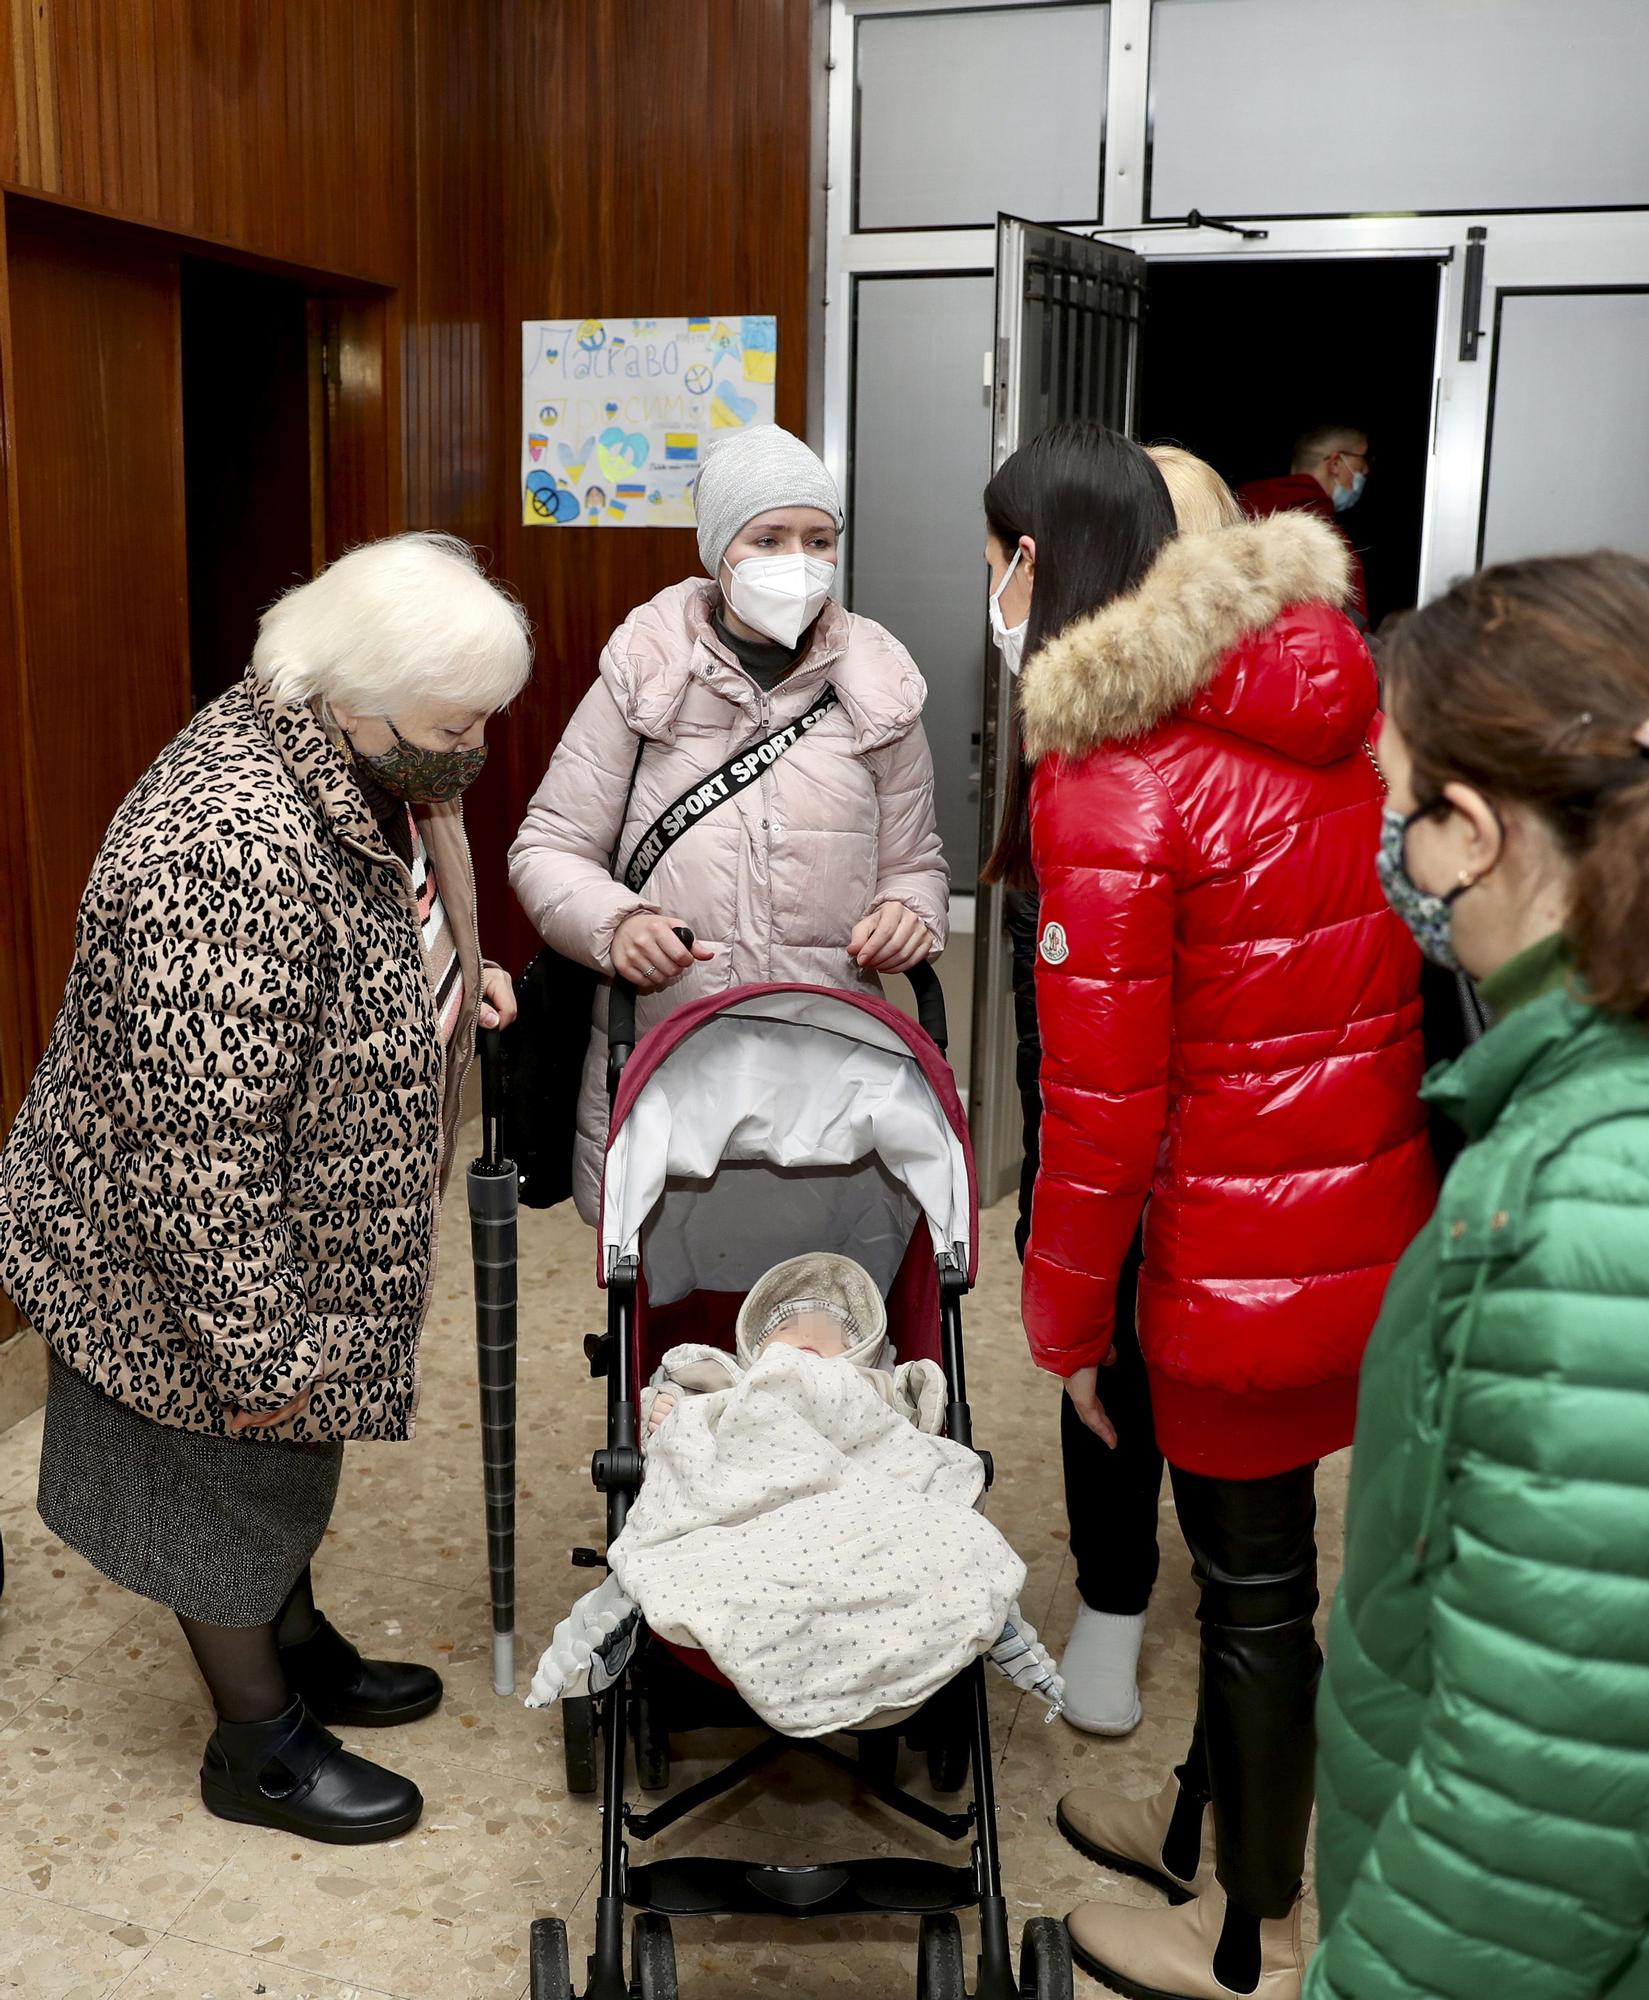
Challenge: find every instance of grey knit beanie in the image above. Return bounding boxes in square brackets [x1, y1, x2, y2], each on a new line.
[693, 425, 844, 578]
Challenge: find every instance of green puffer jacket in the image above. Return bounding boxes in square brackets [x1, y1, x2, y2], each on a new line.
[1308, 935, 1649, 2000]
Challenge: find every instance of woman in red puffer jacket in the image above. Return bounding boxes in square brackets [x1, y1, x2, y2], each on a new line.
[986, 428, 1434, 2000]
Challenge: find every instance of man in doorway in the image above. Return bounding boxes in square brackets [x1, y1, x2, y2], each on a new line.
[1239, 425, 1370, 627]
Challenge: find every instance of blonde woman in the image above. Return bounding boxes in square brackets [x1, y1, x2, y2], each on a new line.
[1147, 445, 1244, 535]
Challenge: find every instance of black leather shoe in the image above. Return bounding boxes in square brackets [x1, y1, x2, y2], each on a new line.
[279, 1615, 444, 1728]
[201, 1697, 423, 1844]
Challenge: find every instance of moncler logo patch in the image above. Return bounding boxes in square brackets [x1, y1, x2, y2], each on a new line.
[1039, 921, 1070, 965]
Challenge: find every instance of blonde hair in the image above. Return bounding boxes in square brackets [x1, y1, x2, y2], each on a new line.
[253, 533, 533, 716]
[1146, 445, 1243, 537]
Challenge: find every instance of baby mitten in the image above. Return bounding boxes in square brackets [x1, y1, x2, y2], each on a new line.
[524, 1574, 640, 1708]
[891, 1358, 949, 1433]
[987, 1602, 1066, 1720]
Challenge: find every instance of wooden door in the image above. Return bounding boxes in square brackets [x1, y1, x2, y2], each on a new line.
[5, 208, 191, 1037]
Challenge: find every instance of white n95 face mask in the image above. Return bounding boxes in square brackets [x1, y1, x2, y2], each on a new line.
[990, 548, 1029, 677]
[722, 553, 836, 649]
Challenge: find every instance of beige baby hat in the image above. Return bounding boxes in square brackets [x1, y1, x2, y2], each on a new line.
[735, 1253, 890, 1371]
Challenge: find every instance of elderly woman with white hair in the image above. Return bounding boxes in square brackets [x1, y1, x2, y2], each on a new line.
[0, 532, 529, 1845]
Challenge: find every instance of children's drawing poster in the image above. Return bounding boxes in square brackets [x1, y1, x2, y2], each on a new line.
[521, 315, 778, 528]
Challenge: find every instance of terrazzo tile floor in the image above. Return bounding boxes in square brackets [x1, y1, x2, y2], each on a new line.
[0, 1124, 1344, 1996]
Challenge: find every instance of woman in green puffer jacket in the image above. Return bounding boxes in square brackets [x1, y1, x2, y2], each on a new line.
[1308, 551, 1649, 2000]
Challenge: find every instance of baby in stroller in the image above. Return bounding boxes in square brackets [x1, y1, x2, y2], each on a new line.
[643, 1251, 948, 1441]
[528, 1251, 1063, 1730]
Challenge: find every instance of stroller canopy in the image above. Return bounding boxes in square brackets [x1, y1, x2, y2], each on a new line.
[599, 984, 977, 1305]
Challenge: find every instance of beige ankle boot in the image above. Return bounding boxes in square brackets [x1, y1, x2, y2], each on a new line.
[1056, 1771, 1216, 1904]
[1066, 1884, 1303, 2000]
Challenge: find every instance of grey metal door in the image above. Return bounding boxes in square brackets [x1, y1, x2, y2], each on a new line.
[970, 216, 1147, 1206]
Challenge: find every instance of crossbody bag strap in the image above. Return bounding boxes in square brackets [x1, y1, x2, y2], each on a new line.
[617, 685, 839, 897]
[606, 730, 648, 873]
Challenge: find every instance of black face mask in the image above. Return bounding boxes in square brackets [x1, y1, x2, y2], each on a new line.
[347, 721, 487, 805]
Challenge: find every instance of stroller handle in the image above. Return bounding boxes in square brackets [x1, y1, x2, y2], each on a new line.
[608, 941, 948, 1095]
[905, 960, 948, 1053]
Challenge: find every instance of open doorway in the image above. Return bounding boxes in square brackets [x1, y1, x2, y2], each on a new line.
[1136, 257, 1443, 629]
[181, 260, 322, 710]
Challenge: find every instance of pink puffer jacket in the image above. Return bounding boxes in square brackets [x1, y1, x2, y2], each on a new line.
[509, 579, 950, 1221]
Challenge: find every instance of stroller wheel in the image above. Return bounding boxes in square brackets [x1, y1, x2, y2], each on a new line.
[631, 1912, 677, 1999]
[562, 1695, 598, 1796]
[857, 1726, 902, 1786]
[926, 1732, 969, 1796]
[633, 1682, 671, 1794]
[1018, 1916, 1073, 1999]
[916, 1912, 966, 1999]
[529, 1917, 573, 2000]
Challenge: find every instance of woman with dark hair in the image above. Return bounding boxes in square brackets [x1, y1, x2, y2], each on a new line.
[1307, 553, 1649, 2000]
[990, 440, 1233, 1739]
[990, 425, 1434, 1999]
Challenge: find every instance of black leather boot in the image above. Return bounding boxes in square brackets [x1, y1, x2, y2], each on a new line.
[200, 1696, 423, 1844]
[279, 1615, 443, 1728]
[1171, 1463, 1322, 1922]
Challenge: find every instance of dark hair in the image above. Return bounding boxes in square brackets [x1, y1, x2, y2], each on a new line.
[981, 421, 1175, 888]
[1381, 551, 1649, 1019]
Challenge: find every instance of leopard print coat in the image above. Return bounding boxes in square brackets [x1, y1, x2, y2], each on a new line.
[0, 670, 485, 1442]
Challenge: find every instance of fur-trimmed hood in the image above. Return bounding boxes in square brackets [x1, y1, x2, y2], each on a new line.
[1020, 511, 1373, 767]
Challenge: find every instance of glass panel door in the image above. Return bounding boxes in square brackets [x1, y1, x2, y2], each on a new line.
[971, 216, 1146, 1204]
[1480, 288, 1649, 565]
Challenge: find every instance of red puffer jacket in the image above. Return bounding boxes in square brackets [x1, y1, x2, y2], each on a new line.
[1018, 513, 1435, 1479]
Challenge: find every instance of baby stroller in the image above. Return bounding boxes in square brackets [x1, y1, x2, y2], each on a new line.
[528, 967, 1072, 2000]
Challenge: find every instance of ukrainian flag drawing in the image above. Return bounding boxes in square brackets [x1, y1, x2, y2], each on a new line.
[665, 433, 700, 463]
[742, 315, 777, 385]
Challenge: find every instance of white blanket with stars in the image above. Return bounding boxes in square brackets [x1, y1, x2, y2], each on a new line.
[606, 1341, 1025, 1737]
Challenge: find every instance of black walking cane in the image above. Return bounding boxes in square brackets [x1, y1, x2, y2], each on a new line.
[468, 1025, 518, 1696]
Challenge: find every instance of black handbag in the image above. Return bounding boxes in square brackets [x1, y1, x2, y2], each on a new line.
[501, 686, 839, 1207]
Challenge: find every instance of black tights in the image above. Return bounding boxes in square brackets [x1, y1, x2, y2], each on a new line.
[177, 1566, 321, 1723]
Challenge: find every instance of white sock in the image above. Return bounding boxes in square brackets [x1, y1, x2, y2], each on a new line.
[1058, 1604, 1145, 1735]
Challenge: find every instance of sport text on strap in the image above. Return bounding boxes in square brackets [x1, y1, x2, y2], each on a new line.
[619, 687, 840, 896]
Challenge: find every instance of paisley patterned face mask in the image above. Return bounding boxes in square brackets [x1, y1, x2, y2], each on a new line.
[1375, 802, 1473, 971]
[349, 721, 487, 804]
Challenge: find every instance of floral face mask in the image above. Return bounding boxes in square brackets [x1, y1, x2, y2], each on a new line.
[348, 721, 487, 804]
[1375, 802, 1474, 971]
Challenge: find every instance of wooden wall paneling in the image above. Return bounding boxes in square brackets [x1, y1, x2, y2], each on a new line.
[401, 0, 514, 951]
[6, 205, 191, 1027]
[404, 0, 503, 548]
[322, 289, 399, 557]
[4, 0, 60, 191]
[479, 0, 817, 971]
[2, 0, 412, 286]
[0, 194, 40, 1338]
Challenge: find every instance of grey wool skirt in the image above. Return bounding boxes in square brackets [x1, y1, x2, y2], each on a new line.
[37, 1356, 345, 1627]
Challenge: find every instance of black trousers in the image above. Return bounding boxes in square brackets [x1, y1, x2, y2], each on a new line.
[1170, 1461, 1322, 1919]
[1060, 1230, 1163, 1616]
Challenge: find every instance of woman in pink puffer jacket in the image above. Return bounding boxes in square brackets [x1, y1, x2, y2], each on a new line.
[509, 426, 950, 1222]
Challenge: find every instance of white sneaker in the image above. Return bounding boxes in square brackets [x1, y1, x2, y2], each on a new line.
[1059, 1605, 1145, 1735]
